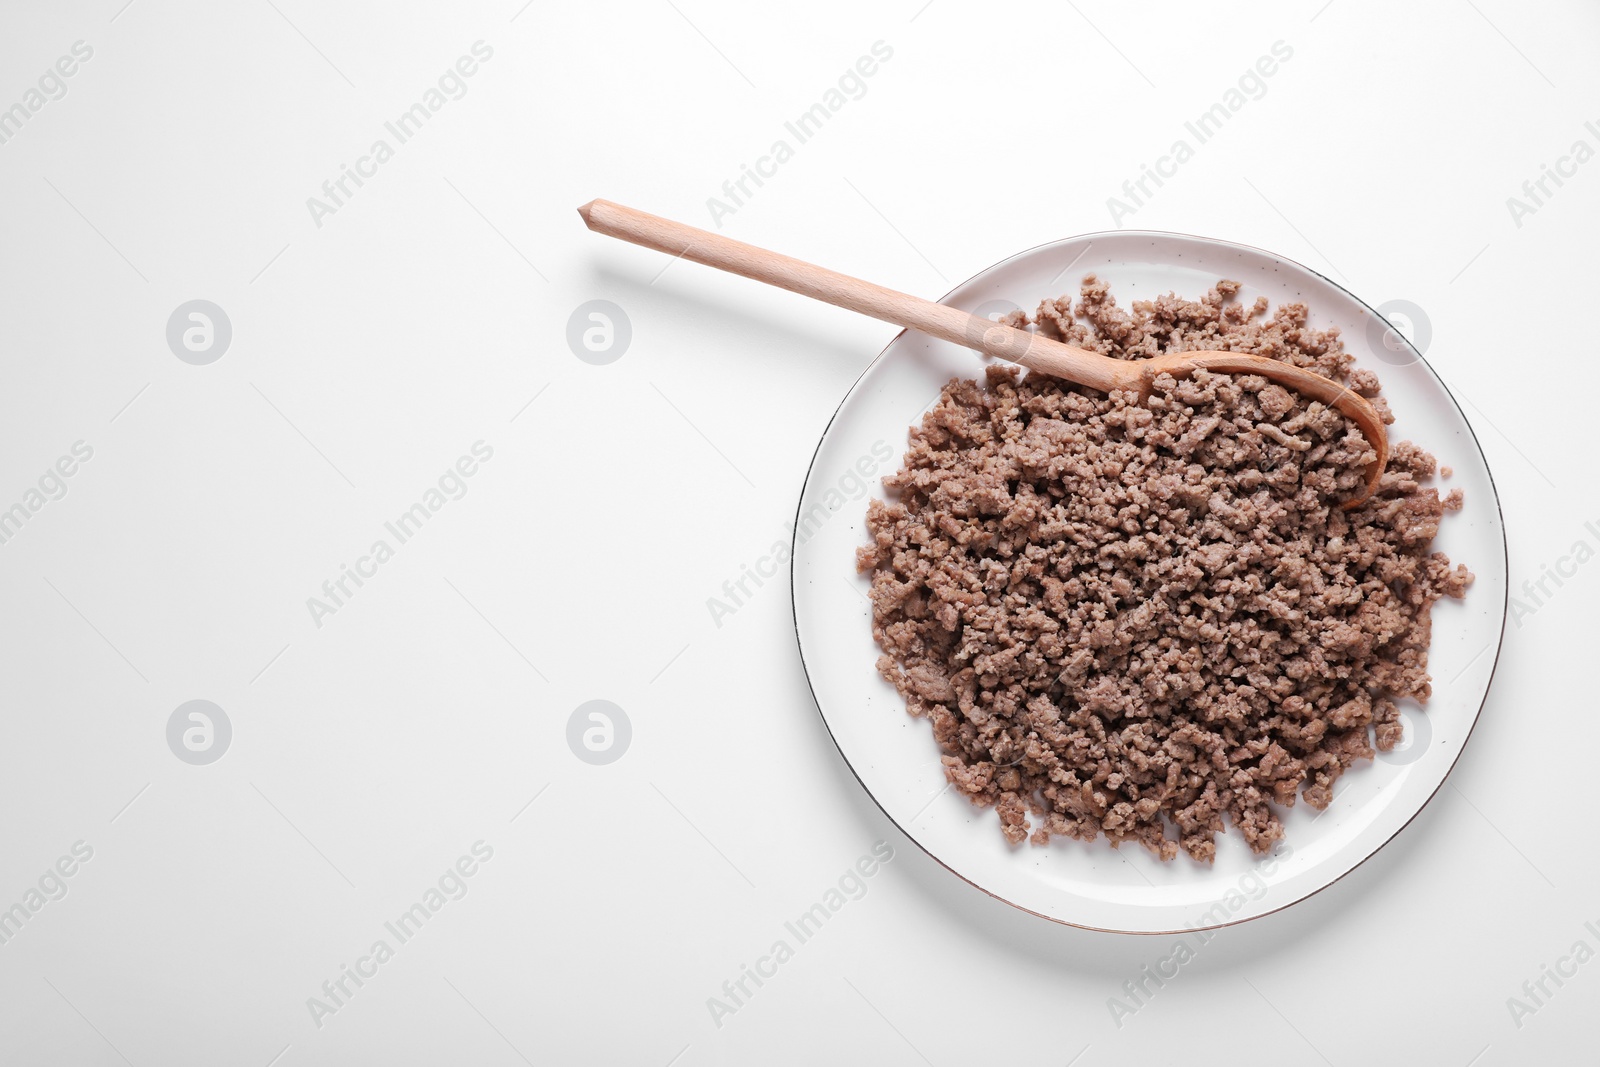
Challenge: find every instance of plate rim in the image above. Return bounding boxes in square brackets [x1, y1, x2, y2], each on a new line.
[788, 227, 1509, 935]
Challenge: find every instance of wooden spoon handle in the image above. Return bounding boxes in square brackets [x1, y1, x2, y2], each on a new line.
[577, 199, 1131, 392]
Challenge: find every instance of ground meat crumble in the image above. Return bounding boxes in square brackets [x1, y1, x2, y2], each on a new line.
[857, 277, 1471, 862]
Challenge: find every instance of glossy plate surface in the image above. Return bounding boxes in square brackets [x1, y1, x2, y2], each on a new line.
[790, 231, 1508, 934]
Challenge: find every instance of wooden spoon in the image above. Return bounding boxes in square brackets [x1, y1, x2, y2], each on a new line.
[578, 199, 1388, 506]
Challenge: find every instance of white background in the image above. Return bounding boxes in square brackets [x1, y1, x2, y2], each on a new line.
[0, 1, 1594, 1064]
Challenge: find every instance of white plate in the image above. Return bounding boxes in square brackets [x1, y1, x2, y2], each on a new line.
[790, 231, 1508, 934]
